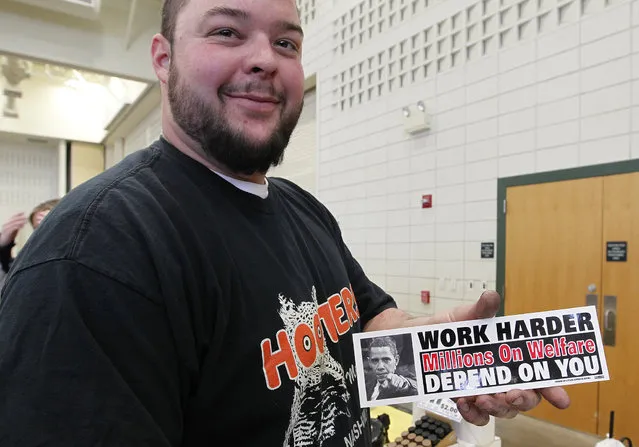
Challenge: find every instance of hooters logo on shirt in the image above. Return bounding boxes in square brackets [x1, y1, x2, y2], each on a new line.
[260, 286, 360, 390]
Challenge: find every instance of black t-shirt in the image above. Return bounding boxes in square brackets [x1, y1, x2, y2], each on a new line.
[0, 138, 396, 447]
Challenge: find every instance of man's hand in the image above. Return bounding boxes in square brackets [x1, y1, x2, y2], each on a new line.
[365, 291, 571, 425]
[0, 213, 27, 247]
[380, 373, 412, 392]
[455, 387, 569, 426]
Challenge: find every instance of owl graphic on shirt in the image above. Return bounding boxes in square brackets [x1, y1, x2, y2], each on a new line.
[277, 286, 352, 446]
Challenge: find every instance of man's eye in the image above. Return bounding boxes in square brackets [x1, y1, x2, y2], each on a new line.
[211, 28, 237, 38]
[276, 40, 299, 52]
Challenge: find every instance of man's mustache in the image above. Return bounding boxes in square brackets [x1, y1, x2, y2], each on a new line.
[220, 83, 285, 102]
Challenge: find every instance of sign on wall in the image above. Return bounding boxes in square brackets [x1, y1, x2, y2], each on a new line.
[481, 242, 495, 259]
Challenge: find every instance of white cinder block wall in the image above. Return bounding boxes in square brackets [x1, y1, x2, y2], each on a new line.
[296, 0, 639, 317]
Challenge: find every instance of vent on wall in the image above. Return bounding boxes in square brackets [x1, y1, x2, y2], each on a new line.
[297, 0, 318, 26]
[331, 0, 624, 111]
[8, 0, 102, 20]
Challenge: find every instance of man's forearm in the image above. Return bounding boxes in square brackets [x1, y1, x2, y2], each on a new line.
[364, 307, 439, 332]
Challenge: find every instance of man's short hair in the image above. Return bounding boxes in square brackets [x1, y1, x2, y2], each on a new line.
[161, 0, 189, 43]
[29, 199, 60, 227]
[161, 0, 301, 44]
[369, 336, 399, 358]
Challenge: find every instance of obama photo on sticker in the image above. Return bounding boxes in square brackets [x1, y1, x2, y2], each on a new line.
[363, 334, 418, 402]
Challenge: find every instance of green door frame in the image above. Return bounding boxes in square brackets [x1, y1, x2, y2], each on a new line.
[496, 159, 639, 317]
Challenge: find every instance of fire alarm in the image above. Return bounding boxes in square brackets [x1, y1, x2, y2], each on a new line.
[421, 290, 430, 304]
[422, 194, 432, 209]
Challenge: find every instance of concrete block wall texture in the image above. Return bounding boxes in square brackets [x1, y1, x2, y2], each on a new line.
[296, 0, 639, 317]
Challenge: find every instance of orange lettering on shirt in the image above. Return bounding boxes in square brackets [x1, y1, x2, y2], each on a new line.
[328, 293, 350, 336]
[340, 287, 360, 325]
[318, 301, 339, 343]
[261, 330, 299, 390]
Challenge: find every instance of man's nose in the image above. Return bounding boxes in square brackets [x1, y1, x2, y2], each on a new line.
[243, 35, 278, 77]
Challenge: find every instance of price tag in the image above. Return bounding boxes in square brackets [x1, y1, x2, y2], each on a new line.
[417, 398, 463, 422]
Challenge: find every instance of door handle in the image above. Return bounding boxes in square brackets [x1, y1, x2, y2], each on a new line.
[586, 294, 598, 307]
[603, 295, 617, 347]
[605, 310, 615, 330]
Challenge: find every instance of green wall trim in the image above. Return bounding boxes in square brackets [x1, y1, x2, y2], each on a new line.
[496, 159, 639, 317]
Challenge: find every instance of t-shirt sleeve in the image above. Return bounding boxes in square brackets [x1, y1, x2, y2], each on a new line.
[274, 177, 398, 326]
[0, 260, 182, 446]
[321, 210, 397, 327]
[341, 243, 398, 327]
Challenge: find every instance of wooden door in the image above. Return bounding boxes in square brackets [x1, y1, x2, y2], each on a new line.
[598, 173, 639, 441]
[504, 177, 603, 434]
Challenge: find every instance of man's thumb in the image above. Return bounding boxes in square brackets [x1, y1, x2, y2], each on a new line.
[447, 291, 501, 323]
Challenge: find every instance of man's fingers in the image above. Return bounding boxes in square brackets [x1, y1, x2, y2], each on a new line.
[539, 387, 570, 409]
[505, 389, 542, 411]
[457, 397, 490, 426]
[465, 388, 568, 422]
[475, 394, 519, 419]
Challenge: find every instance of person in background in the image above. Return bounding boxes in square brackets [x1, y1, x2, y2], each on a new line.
[0, 198, 60, 274]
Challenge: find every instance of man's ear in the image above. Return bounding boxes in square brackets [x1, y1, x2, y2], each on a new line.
[151, 33, 172, 84]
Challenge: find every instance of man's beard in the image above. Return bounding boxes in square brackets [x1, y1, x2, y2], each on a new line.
[168, 63, 303, 175]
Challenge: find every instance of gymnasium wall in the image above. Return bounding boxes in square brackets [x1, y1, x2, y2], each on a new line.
[299, 0, 639, 316]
